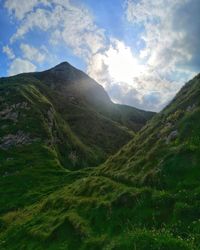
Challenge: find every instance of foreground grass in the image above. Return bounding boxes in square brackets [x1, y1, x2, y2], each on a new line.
[0, 174, 198, 249]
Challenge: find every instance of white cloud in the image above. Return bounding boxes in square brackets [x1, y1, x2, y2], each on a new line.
[125, 0, 195, 73]
[8, 58, 36, 76]
[10, 7, 55, 42]
[60, 6, 105, 59]
[20, 43, 46, 63]
[88, 39, 143, 88]
[8, 0, 105, 61]
[4, 0, 49, 20]
[4, 0, 39, 20]
[2, 45, 15, 60]
[88, 39, 185, 111]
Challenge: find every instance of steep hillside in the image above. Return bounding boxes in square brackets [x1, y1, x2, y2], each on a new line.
[0, 71, 200, 249]
[0, 62, 153, 214]
[100, 73, 200, 190]
[33, 62, 154, 132]
[0, 62, 154, 172]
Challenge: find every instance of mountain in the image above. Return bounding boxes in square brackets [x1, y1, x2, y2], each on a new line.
[1, 64, 199, 249]
[0, 62, 153, 213]
[0, 62, 154, 170]
[33, 61, 154, 131]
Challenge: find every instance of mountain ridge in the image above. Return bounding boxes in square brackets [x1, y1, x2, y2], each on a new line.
[0, 61, 154, 213]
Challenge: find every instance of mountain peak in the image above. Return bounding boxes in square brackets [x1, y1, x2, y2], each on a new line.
[51, 61, 74, 70]
[33, 60, 86, 87]
[49, 61, 80, 75]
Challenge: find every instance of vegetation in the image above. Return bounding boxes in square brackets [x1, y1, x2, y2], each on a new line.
[0, 63, 200, 249]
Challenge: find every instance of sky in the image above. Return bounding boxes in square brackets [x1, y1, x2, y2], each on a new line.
[0, 0, 199, 111]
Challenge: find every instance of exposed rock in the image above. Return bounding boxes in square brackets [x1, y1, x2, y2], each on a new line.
[47, 107, 56, 146]
[0, 106, 18, 122]
[45, 108, 60, 147]
[11, 102, 30, 110]
[21, 101, 30, 110]
[47, 107, 54, 128]
[166, 130, 178, 144]
[69, 151, 78, 165]
[0, 107, 12, 116]
[157, 122, 173, 139]
[6, 111, 18, 122]
[166, 122, 172, 128]
[0, 131, 32, 150]
[187, 104, 196, 112]
[0, 102, 30, 123]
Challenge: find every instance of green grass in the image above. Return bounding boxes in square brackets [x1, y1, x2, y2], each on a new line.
[0, 175, 198, 249]
[0, 70, 200, 249]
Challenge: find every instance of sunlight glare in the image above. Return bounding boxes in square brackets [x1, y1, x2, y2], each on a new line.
[104, 40, 144, 85]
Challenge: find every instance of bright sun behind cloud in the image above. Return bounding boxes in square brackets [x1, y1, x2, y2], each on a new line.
[104, 40, 144, 85]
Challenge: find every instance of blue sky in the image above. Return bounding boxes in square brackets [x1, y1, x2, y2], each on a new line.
[0, 0, 199, 111]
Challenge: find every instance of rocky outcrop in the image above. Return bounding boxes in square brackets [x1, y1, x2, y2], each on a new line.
[0, 131, 32, 150]
[166, 130, 178, 144]
[69, 151, 78, 166]
[47, 107, 54, 129]
[0, 107, 18, 122]
[0, 102, 30, 123]
[11, 102, 30, 110]
[186, 104, 196, 112]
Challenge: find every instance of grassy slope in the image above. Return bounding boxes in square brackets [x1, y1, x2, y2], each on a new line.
[100, 73, 200, 189]
[0, 73, 200, 249]
[35, 80, 134, 162]
[0, 176, 195, 250]
[0, 67, 152, 215]
[0, 77, 85, 212]
[101, 103, 155, 132]
[0, 73, 135, 170]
